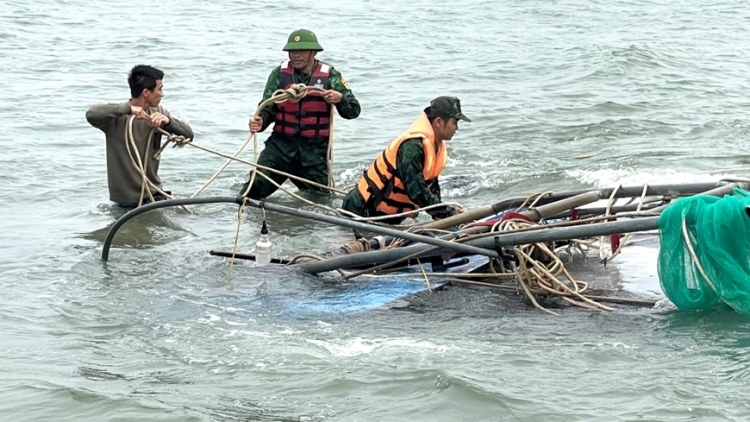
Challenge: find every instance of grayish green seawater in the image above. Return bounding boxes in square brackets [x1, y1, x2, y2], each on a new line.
[2, 0, 750, 420]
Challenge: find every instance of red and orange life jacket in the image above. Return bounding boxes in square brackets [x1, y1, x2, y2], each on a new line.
[356, 112, 448, 215]
[273, 60, 332, 139]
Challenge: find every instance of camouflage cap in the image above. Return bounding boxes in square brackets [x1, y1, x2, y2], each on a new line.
[427, 96, 471, 122]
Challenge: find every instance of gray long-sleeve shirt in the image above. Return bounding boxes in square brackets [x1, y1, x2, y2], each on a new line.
[86, 101, 194, 205]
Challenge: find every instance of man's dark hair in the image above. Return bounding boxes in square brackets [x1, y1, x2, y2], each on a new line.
[128, 65, 164, 98]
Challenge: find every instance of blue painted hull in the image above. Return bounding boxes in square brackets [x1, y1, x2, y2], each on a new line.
[288, 255, 489, 315]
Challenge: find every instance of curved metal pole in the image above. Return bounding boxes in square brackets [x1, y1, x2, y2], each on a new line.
[101, 196, 243, 261]
[251, 200, 501, 259]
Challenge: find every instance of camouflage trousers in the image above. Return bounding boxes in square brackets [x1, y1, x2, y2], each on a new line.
[239, 140, 330, 199]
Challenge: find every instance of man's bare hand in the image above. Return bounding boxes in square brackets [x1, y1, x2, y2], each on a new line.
[130, 105, 148, 119]
[322, 90, 342, 104]
[249, 116, 263, 132]
[148, 112, 170, 127]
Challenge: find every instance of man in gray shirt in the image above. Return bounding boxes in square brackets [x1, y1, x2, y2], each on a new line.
[86, 65, 194, 210]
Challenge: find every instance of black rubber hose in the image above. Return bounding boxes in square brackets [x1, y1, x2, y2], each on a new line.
[101, 194, 503, 263]
[101, 196, 243, 261]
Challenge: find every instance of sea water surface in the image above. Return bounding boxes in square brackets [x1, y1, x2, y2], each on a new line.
[2, 0, 750, 420]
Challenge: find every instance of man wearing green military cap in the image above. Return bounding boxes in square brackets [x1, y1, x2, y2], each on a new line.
[240, 29, 361, 199]
[342, 96, 469, 225]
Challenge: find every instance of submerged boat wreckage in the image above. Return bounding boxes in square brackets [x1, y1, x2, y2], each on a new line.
[101, 84, 750, 315]
[101, 179, 750, 316]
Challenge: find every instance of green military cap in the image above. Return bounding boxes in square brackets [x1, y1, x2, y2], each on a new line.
[283, 28, 324, 51]
[428, 96, 471, 122]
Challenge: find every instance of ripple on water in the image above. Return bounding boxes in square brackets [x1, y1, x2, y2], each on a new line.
[4, 0, 750, 420]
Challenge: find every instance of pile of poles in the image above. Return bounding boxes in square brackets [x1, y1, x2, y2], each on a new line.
[102, 181, 748, 314]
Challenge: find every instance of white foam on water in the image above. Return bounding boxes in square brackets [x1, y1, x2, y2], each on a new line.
[566, 168, 728, 188]
[306, 337, 448, 357]
[223, 330, 272, 338]
[197, 312, 222, 325]
[339, 165, 364, 182]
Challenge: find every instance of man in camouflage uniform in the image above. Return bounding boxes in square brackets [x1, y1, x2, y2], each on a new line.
[342, 96, 469, 225]
[240, 29, 361, 199]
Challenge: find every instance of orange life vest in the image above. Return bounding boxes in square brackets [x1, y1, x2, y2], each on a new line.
[356, 112, 448, 214]
[273, 60, 332, 139]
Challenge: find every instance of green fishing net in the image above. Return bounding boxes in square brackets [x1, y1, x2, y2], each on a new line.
[658, 188, 750, 314]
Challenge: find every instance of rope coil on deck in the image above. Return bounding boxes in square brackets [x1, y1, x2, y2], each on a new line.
[488, 217, 616, 316]
[335, 185, 682, 315]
